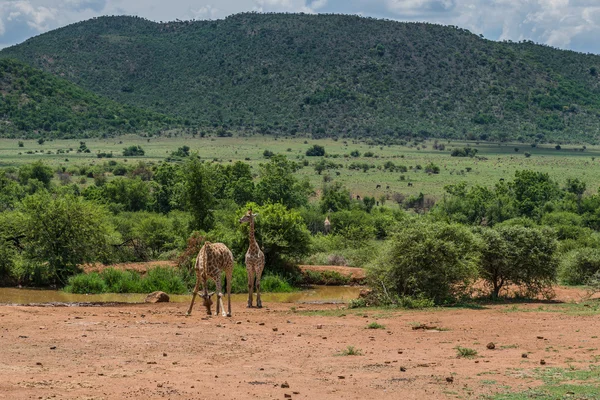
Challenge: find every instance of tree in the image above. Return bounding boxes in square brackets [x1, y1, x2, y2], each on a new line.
[18, 161, 53, 188]
[559, 248, 600, 285]
[306, 144, 325, 156]
[509, 170, 561, 219]
[19, 193, 114, 284]
[256, 155, 311, 209]
[368, 221, 480, 304]
[182, 156, 217, 231]
[320, 182, 351, 213]
[239, 202, 311, 271]
[478, 225, 558, 298]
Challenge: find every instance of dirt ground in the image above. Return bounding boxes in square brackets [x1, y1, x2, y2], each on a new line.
[1, 287, 599, 400]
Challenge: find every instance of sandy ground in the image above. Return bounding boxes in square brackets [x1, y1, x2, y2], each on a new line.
[1, 287, 599, 400]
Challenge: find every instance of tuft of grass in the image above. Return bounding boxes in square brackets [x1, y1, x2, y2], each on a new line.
[456, 346, 478, 358]
[337, 346, 363, 356]
[366, 322, 386, 329]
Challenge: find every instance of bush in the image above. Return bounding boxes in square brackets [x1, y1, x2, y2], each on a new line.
[123, 145, 145, 156]
[306, 144, 325, 156]
[64, 273, 108, 294]
[367, 221, 480, 304]
[559, 248, 600, 285]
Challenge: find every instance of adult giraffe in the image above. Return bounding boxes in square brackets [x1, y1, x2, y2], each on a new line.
[239, 209, 265, 308]
[186, 241, 234, 317]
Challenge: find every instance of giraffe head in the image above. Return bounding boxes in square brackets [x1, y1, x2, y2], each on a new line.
[239, 209, 258, 224]
[201, 292, 215, 315]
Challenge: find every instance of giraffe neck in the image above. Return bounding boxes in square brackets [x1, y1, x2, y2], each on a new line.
[249, 219, 259, 253]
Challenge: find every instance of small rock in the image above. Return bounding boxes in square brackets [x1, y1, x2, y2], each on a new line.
[147, 361, 157, 364]
[236, 321, 242, 325]
[273, 328, 278, 332]
[145, 291, 170, 303]
[18, 335, 28, 339]
[259, 322, 265, 326]
[317, 324, 323, 329]
[284, 395, 292, 399]
[50, 346, 56, 350]
[400, 367, 406, 372]
[163, 353, 167, 357]
[537, 336, 544, 340]
[260, 368, 264, 371]
[281, 382, 290, 388]
[540, 359, 546, 365]
[486, 342, 495, 350]
[36, 362, 42, 366]
[157, 383, 163, 388]
[398, 350, 403, 354]
[322, 337, 327, 339]
[521, 353, 528, 358]
[446, 377, 454, 383]
[293, 392, 299, 395]
[338, 375, 345, 379]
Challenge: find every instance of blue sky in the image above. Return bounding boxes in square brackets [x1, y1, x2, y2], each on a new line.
[1, 0, 600, 54]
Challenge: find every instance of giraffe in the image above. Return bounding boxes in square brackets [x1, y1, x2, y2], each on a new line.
[186, 241, 234, 317]
[239, 209, 265, 308]
[324, 214, 331, 235]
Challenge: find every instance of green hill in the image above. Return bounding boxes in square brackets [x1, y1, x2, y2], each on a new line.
[0, 58, 179, 138]
[2, 13, 600, 143]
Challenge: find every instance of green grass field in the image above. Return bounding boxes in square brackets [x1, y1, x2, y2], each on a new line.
[2, 135, 600, 199]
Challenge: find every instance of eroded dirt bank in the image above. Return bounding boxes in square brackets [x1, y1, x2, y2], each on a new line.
[1, 294, 599, 399]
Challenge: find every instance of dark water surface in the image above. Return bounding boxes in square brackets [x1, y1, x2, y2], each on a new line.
[0, 286, 361, 305]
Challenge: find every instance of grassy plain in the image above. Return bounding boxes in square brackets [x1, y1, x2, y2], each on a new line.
[2, 135, 600, 199]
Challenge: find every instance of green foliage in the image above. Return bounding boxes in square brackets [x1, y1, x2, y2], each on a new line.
[337, 346, 363, 356]
[451, 147, 479, 157]
[64, 272, 107, 294]
[256, 155, 311, 209]
[477, 225, 558, 298]
[122, 145, 145, 156]
[320, 182, 351, 213]
[368, 221, 480, 304]
[5, 14, 600, 142]
[18, 161, 53, 188]
[306, 144, 325, 156]
[455, 346, 478, 358]
[559, 248, 600, 285]
[366, 322, 385, 329]
[0, 58, 177, 138]
[18, 192, 114, 284]
[182, 156, 217, 230]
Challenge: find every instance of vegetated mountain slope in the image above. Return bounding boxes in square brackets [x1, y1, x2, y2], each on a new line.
[2, 13, 600, 143]
[0, 58, 179, 138]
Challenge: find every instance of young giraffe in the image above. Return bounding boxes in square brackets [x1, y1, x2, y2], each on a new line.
[186, 241, 234, 317]
[239, 209, 265, 308]
[324, 214, 331, 235]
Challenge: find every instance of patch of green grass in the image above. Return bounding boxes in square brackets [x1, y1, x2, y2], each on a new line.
[336, 346, 363, 356]
[490, 366, 600, 399]
[455, 346, 478, 358]
[501, 344, 519, 349]
[366, 322, 386, 329]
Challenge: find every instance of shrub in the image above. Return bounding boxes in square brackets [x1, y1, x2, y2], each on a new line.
[559, 248, 600, 285]
[367, 221, 480, 304]
[337, 346, 362, 356]
[141, 267, 188, 294]
[262, 149, 274, 158]
[306, 144, 325, 156]
[367, 322, 385, 329]
[456, 347, 477, 358]
[64, 273, 108, 294]
[424, 162, 440, 174]
[122, 145, 145, 156]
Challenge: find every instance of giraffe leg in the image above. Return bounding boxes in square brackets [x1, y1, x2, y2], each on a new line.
[216, 275, 223, 316]
[255, 266, 264, 309]
[247, 268, 255, 308]
[186, 274, 202, 316]
[226, 268, 233, 317]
